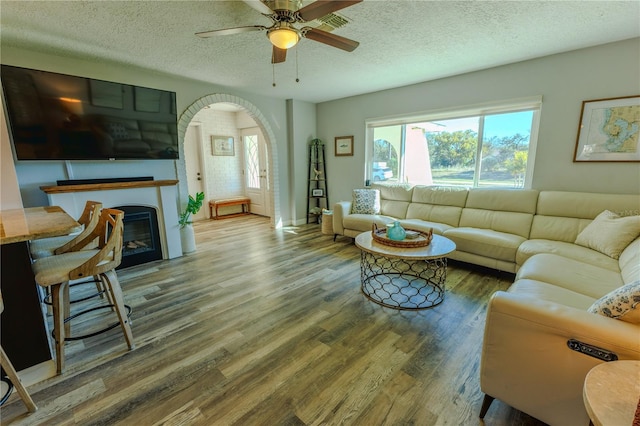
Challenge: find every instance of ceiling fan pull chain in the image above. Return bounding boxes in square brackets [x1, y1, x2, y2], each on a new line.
[272, 63, 276, 87]
[295, 46, 300, 83]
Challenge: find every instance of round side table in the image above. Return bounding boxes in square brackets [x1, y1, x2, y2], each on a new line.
[583, 360, 640, 426]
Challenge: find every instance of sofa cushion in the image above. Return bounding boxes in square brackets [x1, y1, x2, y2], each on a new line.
[528, 215, 592, 243]
[536, 191, 640, 219]
[517, 239, 620, 271]
[620, 238, 640, 284]
[411, 185, 468, 205]
[508, 279, 596, 310]
[459, 189, 538, 238]
[444, 227, 525, 262]
[588, 281, 640, 324]
[371, 183, 413, 202]
[380, 200, 410, 219]
[515, 253, 623, 298]
[406, 203, 464, 228]
[406, 185, 468, 227]
[343, 214, 396, 233]
[530, 191, 640, 243]
[465, 188, 539, 213]
[351, 189, 381, 215]
[371, 183, 413, 219]
[459, 209, 534, 239]
[575, 210, 640, 259]
[399, 219, 453, 235]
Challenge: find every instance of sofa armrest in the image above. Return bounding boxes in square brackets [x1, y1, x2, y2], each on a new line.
[480, 291, 640, 425]
[484, 291, 640, 356]
[333, 201, 351, 236]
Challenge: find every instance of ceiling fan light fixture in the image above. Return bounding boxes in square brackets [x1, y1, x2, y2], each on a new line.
[268, 25, 300, 49]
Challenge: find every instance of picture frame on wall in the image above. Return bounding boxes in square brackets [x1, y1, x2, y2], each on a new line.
[573, 95, 640, 162]
[212, 135, 234, 156]
[335, 136, 354, 156]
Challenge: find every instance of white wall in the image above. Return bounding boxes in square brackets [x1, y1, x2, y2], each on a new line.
[191, 108, 244, 200]
[2, 45, 293, 225]
[287, 99, 317, 224]
[317, 38, 640, 204]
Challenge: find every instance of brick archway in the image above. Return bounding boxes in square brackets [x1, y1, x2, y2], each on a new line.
[177, 95, 280, 228]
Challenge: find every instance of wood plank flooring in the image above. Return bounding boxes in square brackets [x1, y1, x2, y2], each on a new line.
[2, 216, 547, 425]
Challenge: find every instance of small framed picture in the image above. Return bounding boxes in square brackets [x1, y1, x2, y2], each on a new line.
[335, 136, 354, 156]
[312, 188, 324, 197]
[212, 135, 234, 156]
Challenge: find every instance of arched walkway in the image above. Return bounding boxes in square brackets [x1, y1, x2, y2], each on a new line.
[176, 94, 280, 228]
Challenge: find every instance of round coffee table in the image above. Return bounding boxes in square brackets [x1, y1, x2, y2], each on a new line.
[355, 231, 456, 310]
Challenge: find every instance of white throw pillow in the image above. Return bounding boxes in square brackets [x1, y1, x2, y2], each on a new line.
[575, 210, 640, 259]
[588, 281, 640, 324]
[351, 189, 381, 215]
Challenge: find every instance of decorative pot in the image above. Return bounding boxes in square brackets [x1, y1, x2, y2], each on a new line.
[180, 223, 197, 254]
[386, 221, 406, 241]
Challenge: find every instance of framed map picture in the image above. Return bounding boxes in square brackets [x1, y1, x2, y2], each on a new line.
[574, 95, 640, 162]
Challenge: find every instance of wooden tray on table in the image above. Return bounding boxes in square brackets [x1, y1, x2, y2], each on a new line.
[371, 223, 433, 248]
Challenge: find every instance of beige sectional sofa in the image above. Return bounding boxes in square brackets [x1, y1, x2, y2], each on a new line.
[334, 183, 640, 425]
[334, 183, 638, 273]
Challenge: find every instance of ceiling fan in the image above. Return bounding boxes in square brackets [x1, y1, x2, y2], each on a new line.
[196, 0, 362, 64]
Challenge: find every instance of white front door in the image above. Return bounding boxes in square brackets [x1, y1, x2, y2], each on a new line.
[185, 123, 207, 221]
[243, 128, 270, 217]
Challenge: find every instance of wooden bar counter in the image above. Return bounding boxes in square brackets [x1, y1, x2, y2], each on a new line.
[0, 206, 79, 375]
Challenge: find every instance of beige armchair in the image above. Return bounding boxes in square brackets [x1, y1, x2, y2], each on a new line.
[479, 288, 640, 425]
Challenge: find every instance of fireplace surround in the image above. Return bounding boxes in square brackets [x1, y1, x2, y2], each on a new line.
[41, 179, 182, 263]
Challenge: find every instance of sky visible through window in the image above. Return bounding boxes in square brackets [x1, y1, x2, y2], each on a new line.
[422, 111, 533, 138]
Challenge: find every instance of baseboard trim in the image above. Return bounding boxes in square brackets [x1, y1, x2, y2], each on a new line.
[18, 359, 56, 387]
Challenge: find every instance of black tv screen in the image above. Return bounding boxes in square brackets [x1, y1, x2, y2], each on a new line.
[1, 64, 179, 160]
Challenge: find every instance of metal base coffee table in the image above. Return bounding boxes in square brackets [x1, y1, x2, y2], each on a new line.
[355, 231, 456, 310]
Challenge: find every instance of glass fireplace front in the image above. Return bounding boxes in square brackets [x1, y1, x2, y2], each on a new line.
[115, 205, 162, 269]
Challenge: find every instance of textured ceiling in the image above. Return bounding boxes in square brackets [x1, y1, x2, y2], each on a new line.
[1, 1, 639, 103]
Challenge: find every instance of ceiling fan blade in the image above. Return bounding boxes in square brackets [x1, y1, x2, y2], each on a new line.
[272, 46, 287, 64]
[242, 0, 274, 15]
[302, 27, 359, 52]
[196, 25, 267, 38]
[297, 0, 362, 22]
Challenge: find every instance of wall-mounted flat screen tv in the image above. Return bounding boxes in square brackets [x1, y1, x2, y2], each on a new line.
[1, 64, 179, 160]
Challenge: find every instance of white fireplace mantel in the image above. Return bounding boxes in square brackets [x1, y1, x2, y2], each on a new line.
[41, 180, 182, 260]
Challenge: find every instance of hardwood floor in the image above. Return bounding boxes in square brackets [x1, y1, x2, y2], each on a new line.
[2, 216, 547, 425]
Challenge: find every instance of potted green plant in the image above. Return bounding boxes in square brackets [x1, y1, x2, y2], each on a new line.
[179, 192, 204, 254]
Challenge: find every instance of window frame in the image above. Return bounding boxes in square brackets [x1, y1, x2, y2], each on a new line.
[365, 96, 542, 189]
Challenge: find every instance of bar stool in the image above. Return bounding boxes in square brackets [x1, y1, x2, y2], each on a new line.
[31, 201, 106, 307]
[0, 292, 37, 413]
[29, 200, 102, 259]
[32, 208, 134, 374]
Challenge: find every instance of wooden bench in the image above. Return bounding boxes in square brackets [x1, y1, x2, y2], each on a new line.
[209, 197, 251, 220]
